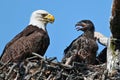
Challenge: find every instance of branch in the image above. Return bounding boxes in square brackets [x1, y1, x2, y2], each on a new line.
[110, 0, 120, 38]
[32, 52, 72, 68]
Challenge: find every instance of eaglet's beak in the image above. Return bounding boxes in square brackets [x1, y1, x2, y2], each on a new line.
[44, 14, 55, 23]
[75, 22, 88, 31]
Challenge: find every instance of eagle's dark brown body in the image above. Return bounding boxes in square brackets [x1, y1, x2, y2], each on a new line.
[62, 20, 98, 65]
[0, 25, 49, 63]
[96, 47, 107, 64]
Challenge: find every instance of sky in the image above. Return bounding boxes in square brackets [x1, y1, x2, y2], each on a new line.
[0, 0, 112, 61]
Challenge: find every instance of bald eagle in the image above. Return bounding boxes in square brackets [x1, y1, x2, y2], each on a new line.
[62, 20, 98, 65]
[0, 10, 55, 63]
[94, 32, 108, 64]
[96, 47, 107, 64]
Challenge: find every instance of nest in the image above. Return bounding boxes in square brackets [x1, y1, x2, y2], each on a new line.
[0, 53, 120, 80]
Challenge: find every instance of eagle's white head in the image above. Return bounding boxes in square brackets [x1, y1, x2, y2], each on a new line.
[29, 10, 55, 31]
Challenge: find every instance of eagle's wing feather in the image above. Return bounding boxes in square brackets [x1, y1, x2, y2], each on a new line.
[0, 25, 46, 62]
[1, 26, 35, 58]
[62, 35, 82, 63]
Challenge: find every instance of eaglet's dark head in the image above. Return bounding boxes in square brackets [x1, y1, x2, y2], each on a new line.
[75, 20, 95, 32]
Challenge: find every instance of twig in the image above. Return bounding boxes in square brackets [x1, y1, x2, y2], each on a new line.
[46, 74, 53, 80]
[0, 59, 11, 70]
[5, 63, 17, 80]
[32, 52, 73, 68]
[65, 56, 73, 65]
[32, 52, 44, 59]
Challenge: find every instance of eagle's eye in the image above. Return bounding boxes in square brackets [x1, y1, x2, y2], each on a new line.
[41, 14, 48, 17]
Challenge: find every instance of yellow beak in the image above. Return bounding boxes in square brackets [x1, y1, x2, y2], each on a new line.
[44, 14, 55, 23]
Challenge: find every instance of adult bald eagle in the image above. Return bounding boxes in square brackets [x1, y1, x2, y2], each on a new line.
[0, 10, 55, 63]
[62, 20, 98, 65]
